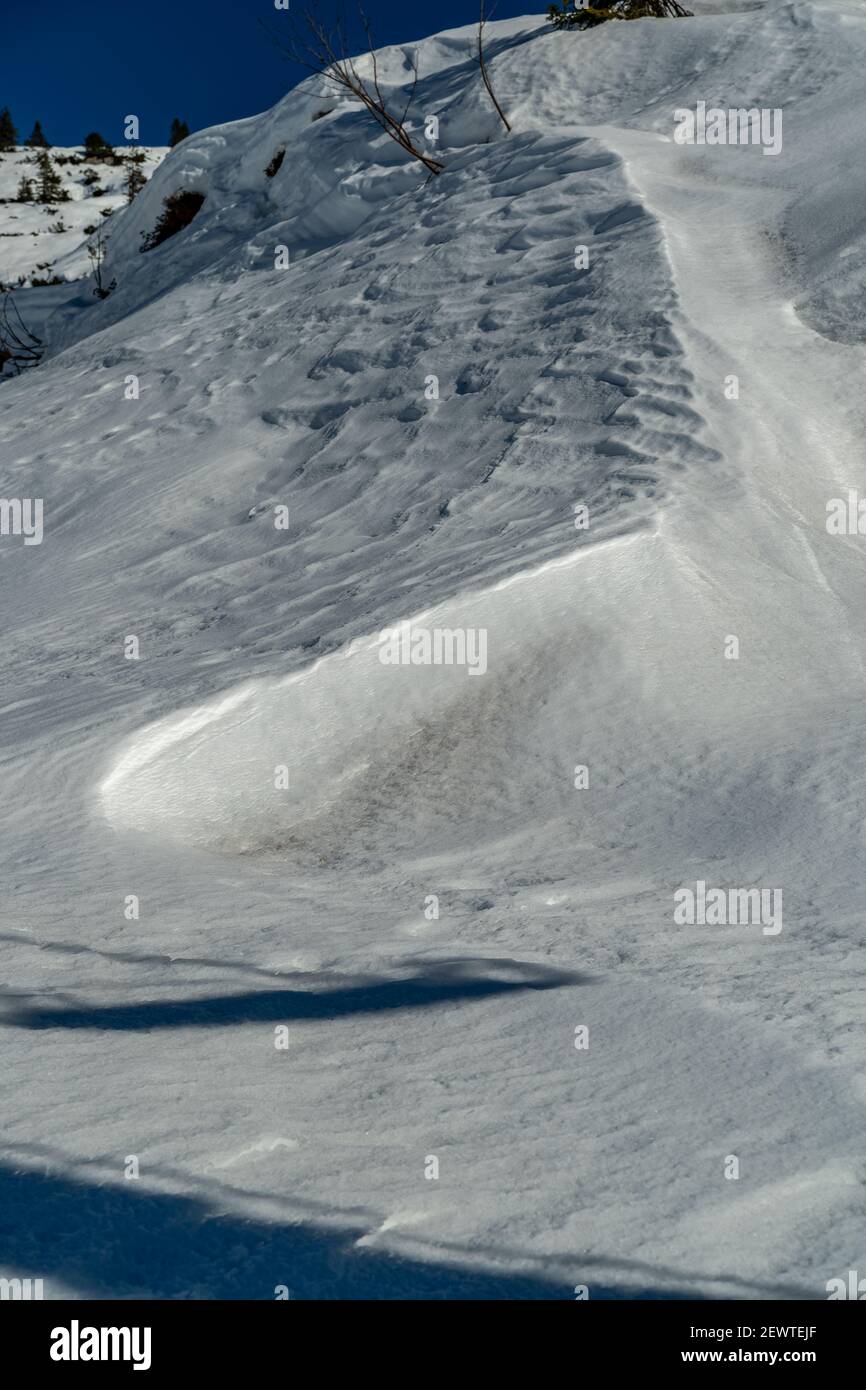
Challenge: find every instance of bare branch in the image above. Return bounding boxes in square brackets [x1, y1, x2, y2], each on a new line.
[263, 4, 443, 175]
[360, 10, 387, 114]
[397, 52, 420, 131]
[0, 292, 43, 374]
[477, 0, 511, 133]
[5, 292, 42, 347]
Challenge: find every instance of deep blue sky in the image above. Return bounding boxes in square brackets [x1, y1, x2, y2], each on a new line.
[2, 0, 535, 148]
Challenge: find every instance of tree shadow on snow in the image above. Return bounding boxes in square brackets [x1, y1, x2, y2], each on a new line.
[3, 958, 587, 1032]
[0, 1161, 700, 1300]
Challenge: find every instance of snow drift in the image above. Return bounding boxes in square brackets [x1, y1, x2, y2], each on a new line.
[2, 2, 866, 1299]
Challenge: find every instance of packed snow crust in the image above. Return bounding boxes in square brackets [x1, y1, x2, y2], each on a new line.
[2, 1, 866, 1299]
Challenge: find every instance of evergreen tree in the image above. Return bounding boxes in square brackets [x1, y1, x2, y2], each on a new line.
[26, 120, 50, 148]
[125, 151, 147, 203]
[35, 150, 65, 203]
[83, 131, 113, 160]
[0, 106, 17, 151]
[16, 176, 34, 202]
[169, 118, 190, 147]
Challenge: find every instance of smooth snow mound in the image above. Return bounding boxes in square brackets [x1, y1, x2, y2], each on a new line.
[100, 552, 602, 860]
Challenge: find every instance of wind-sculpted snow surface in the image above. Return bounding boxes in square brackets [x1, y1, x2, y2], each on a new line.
[3, 2, 866, 1300]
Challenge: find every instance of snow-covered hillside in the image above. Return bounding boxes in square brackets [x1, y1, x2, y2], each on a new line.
[2, 1, 866, 1299]
[0, 146, 166, 288]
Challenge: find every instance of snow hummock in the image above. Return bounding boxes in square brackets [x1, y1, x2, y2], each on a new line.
[2, 2, 866, 1299]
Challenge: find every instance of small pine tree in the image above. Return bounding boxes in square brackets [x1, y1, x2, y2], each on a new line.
[26, 120, 50, 148]
[0, 106, 17, 151]
[35, 149, 65, 203]
[16, 176, 34, 202]
[83, 131, 113, 160]
[169, 118, 190, 147]
[125, 153, 147, 203]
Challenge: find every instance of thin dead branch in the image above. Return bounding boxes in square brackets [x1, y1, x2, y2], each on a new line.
[263, 4, 443, 175]
[0, 292, 43, 374]
[477, 1, 511, 133]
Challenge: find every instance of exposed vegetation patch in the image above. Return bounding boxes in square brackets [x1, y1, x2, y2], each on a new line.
[140, 190, 205, 252]
[265, 148, 286, 178]
[548, 0, 691, 25]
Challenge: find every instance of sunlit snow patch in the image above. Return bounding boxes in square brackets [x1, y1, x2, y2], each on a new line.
[99, 550, 634, 862]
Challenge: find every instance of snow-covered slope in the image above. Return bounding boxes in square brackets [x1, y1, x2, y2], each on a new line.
[0, 146, 166, 288]
[2, 2, 866, 1299]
